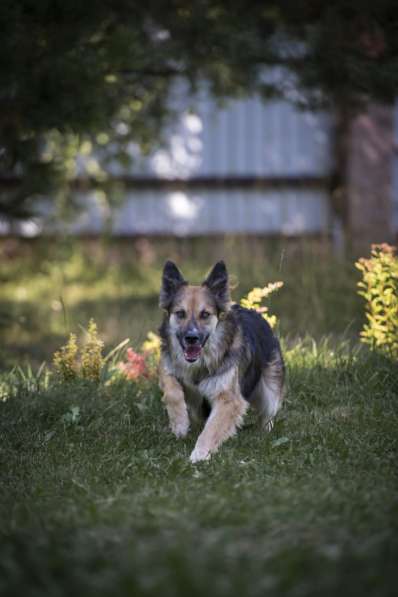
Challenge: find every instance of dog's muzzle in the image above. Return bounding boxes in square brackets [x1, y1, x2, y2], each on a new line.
[180, 330, 208, 363]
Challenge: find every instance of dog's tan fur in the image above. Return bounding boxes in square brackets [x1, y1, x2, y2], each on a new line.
[159, 371, 190, 438]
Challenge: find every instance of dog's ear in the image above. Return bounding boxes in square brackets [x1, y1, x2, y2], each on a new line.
[159, 261, 187, 310]
[202, 261, 230, 311]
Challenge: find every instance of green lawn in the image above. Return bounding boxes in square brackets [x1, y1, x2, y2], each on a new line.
[0, 239, 397, 596]
[1, 341, 397, 597]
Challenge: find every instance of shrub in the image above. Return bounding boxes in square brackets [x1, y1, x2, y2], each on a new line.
[53, 319, 105, 382]
[80, 319, 104, 382]
[356, 244, 398, 359]
[53, 333, 79, 380]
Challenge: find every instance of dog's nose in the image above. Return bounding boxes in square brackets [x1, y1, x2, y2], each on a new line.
[184, 331, 200, 345]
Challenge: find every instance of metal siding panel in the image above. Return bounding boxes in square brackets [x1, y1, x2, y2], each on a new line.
[266, 101, 280, 175]
[255, 96, 265, 175]
[1, 187, 330, 236]
[243, 97, 256, 174]
[236, 101, 246, 176]
[206, 102, 219, 177]
[276, 102, 288, 175]
[93, 81, 333, 180]
[283, 111, 296, 173]
[219, 107, 230, 176]
[230, 101, 241, 175]
[198, 95, 210, 176]
[290, 106, 300, 174]
[297, 113, 312, 174]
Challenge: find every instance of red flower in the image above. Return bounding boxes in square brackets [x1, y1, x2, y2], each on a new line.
[118, 348, 150, 380]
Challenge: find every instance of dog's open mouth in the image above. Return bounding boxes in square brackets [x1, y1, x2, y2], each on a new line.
[183, 345, 202, 362]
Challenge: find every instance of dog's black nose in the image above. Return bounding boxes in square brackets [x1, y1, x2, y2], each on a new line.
[184, 332, 200, 345]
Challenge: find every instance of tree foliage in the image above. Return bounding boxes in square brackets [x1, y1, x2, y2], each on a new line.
[1, 1, 398, 219]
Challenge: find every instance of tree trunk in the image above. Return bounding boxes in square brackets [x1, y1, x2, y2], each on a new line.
[346, 102, 394, 254]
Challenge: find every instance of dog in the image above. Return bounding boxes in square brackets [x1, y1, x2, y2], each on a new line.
[158, 260, 285, 463]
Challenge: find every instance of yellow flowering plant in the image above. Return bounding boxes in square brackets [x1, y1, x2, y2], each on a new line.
[356, 244, 398, 359]
[80, 319, 105, 382]
[53, 333, 79, 381]
[240, 281, 284, 328]
[53, 319, 105, 382]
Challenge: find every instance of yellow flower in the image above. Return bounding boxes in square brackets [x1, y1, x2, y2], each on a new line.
[240, 282, 283, 328]
[141, 331, 161, 358]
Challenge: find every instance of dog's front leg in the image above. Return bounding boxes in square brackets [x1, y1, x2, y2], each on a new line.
[160, 371, 189, 438]
[190, 391, 248, 463]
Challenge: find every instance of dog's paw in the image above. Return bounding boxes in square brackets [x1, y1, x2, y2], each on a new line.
[171, 419, 189, 438]
[262, 417, 275, 433]
[189, 446, 211, 463]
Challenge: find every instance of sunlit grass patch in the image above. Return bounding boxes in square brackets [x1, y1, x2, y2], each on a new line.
[0, 238, 361, 369]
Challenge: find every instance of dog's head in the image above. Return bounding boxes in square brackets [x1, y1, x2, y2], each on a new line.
[159, 261, 230, 363]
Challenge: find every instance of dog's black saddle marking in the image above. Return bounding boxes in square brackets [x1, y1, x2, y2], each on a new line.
[231, 305, 280, 400]
[201, 398, 212, 420]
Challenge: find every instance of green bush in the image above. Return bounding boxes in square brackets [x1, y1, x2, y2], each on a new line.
[356, 244, 398, 359]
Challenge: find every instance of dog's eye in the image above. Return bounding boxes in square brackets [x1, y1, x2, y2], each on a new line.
[200, 310, 211, 320]
[175, 310, 186, 319]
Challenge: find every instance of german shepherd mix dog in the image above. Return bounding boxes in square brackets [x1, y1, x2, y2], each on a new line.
[159, 261, 285, 463]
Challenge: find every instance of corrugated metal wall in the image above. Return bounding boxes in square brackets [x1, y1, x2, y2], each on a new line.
[2, 81, 336, 237]
[121, 87, 332, 179]
[68, 81, 334, 236]
[70, 187, 329, 236]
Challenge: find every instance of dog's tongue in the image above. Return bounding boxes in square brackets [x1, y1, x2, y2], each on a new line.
[184, 345, 202, 361]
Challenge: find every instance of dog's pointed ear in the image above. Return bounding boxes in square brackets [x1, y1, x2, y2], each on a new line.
[159, 261, 187, 309]
[202, 261, 230, 310]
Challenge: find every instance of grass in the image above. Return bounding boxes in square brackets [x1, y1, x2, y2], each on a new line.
[1, 237, 396, 595]
[1, 341, 397, 597]
[0, 237, 360, 368]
